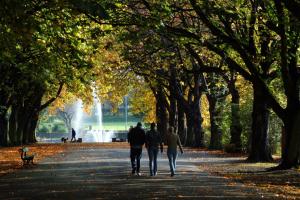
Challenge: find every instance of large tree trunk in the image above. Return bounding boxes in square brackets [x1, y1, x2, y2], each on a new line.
[177, 102, 186, 145]
[279, 76, 300, 169]
[22, 89, 44, 144]
[0, 95, 9, 146]
[0, 113, 9, 146]
[168, 89, 177, 129]
[185, 109, 194, 146]
[24, 112, 39, 143]
[193, 98, 204, 147]
[248, 84, 273, 162]
[8, 105, 20, 146]
[228, 75, 242, 151]
[156, 85, 168, 143]
[169, 66, 177, 129]
[207, 96, 222, 150]
[280, 110, 300, 168]
[193, 73, 204, 147]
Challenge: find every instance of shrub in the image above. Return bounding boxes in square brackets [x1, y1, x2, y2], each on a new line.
[38, 125, 50, 133]
[52, 124, 67, 133]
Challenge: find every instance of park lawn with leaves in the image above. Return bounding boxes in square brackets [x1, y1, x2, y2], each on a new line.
[0, 144, 66, 176]
[0, 143, 130, 177]
[197, 149, 300, 199]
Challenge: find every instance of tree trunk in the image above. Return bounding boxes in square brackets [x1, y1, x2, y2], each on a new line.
[8, 105, 20, 146]
[193, 73, 204, 147]
[193, 98, 204, 147]
[0, 113, 9, 146]
[207, 96, 222, 150]
[168, 89, 177, 130]
[15, 106, 27, 145]
[247, 84, 273, 162]
[279, 77, 300, 169]
[23, 89, 44, 144]
[156, 86, 168, 143]
[280, 110, 300, 168]
[169, 66, 177, 130]
[185, 109, 194, 146]
[177, 102, 186, 145]
[229, 80, 242, 151]
[24, 112, 39, 143]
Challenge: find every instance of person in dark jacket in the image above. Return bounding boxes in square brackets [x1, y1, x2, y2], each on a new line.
[127, 122, 145, 176]
[145, 122, 163, 176]
[71, 128, 76, 142]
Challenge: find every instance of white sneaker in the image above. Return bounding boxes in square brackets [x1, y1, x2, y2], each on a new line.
[137, 172, 142, 176]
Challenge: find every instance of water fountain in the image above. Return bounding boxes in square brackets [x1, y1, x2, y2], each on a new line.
[37, 93, 117, 143]
[80, 88, 115, 142]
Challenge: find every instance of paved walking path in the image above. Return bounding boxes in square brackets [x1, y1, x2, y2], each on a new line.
[0, 145, 277, 199]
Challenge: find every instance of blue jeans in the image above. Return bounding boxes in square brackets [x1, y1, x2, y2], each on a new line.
[130, 147, 142, 173]
[167, 148, 178, 175]
[147, 147, 159, 175]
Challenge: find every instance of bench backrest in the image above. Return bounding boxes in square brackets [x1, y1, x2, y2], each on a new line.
[22, 147, 29, 152]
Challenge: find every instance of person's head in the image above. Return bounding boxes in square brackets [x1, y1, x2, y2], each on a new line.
[168, 126, 174, 134]
[137, 122, 142, 128]
[150, 122, 156, 130]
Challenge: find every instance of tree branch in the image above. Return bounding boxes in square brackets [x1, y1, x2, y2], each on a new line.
[40, 83, 64, 111]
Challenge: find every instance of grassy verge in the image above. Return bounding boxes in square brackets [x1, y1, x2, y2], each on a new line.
[196, 149, 300, 199]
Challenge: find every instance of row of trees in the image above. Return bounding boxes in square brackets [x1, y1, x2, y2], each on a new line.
[103, 0, 300, 169]
[0, 0, 299, 170]
[0, 0, 110, 145]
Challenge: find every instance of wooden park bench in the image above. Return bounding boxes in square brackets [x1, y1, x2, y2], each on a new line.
[18, 147, 35, 165]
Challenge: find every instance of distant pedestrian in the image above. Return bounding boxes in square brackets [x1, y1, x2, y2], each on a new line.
[166, 126, 183, 177]
[71, 128, 76, 142]
[127, 122, 146, 176]
[145, 123, 163, 176]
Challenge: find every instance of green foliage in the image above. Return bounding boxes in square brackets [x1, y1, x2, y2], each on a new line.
[37, 125, 50, 133]
[269, 112, 283, 155]
[52, 124, 68, 133]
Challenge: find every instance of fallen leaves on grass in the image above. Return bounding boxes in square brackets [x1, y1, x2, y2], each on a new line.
[0, 143, 66, 176]
[0, 142, 130, 177]
[196, 149, 300, 199]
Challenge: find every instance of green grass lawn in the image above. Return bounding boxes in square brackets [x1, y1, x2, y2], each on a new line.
[38, 114, 143, 132]
[83, 121, 138, 131]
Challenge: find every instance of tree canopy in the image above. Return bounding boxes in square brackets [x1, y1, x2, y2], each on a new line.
[0, 0, 299, 170]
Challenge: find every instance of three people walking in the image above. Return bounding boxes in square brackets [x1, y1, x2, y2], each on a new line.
[128, 122, 183, 177]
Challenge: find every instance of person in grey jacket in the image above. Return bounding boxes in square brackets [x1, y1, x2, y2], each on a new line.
[145, 123, 163, 176]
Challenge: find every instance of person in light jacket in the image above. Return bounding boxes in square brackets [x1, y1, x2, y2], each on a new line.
[166, 126, 183, 177]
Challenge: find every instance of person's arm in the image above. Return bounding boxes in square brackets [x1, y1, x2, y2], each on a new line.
[127, 131, 131, 143]
[145, 132, 149, 149]
[177, 135, 183, 154]
[158, 132, 163, 153]
[142, 130, 146, 147]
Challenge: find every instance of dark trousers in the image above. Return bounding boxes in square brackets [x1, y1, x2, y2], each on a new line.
[130, 147, 142, 173]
